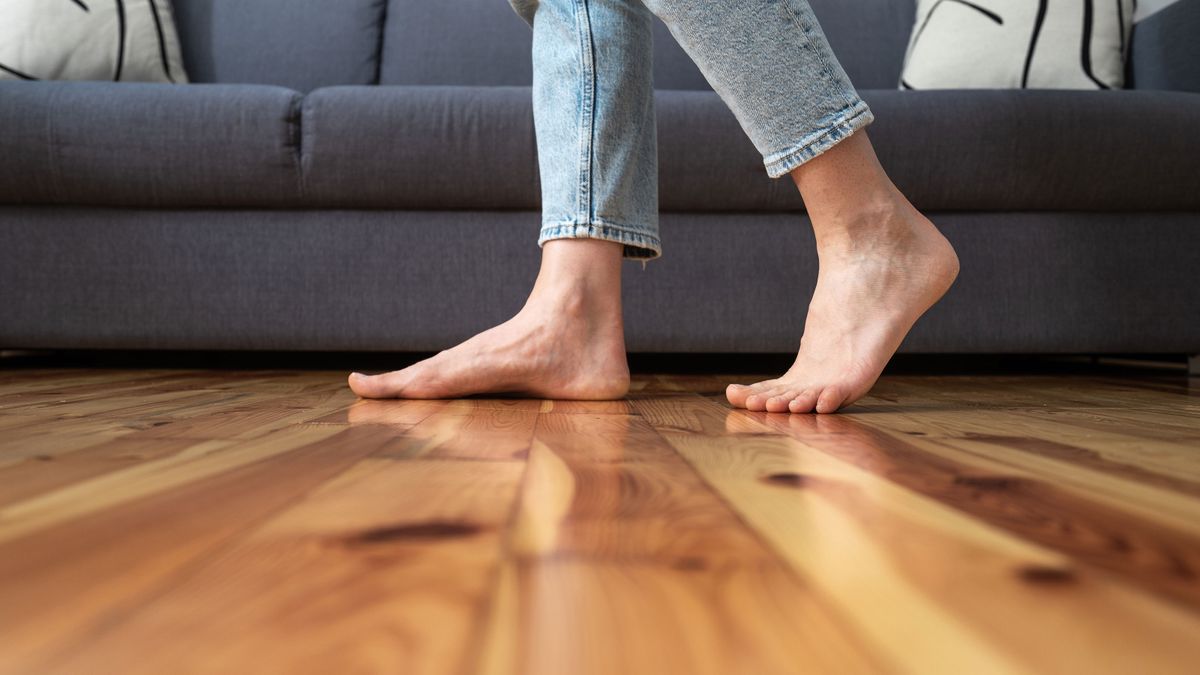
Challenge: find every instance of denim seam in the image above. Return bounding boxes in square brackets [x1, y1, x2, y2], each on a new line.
[539, 218, 663, 260]
[574, 0, 596, 222]
[762, 100, 874, 178]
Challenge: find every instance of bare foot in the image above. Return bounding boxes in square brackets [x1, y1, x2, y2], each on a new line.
[348, 240, 630, 401]
[726, 200, 958, 414]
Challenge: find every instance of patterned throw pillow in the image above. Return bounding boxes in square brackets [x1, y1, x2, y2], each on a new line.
[900, 0, 1135, 89]
[0, 0, 188, 83]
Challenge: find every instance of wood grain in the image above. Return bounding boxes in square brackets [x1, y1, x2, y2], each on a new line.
[1, 368, 1198, 674]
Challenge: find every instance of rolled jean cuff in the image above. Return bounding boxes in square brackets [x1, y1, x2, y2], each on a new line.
[538, 219, 662, 261]
[762, 99, 875, 179]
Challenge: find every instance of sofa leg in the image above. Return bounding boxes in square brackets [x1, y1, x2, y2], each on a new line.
[1190, 354, 1200, 377]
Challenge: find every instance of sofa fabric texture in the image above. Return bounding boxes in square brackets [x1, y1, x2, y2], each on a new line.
[4, 208, 1197, 354]
[1130, 0, 1200, 92]
[3, 82, 1197, 212]
[1, 0, 1197, 356]
[0, 81, 301, 207]
[171, 0, 386, 93]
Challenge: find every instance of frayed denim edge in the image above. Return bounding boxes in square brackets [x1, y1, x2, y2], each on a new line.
[539, 219, 662, 263]
[762, 101, 876, 179]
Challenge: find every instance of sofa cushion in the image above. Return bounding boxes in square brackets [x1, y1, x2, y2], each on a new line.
[807, 0, 918, 89]
[0, 81, 302, 207]
[298, 85, 1200, 213]
[299, 85, 539, 209]
[7, 83, 1194, 212]
[377, 0, 912, 91]
[863, 88, 1200, 212]
[171, 0, 386, 92]
[377, 0, 708, 90]
[667, 87, 1200, 212]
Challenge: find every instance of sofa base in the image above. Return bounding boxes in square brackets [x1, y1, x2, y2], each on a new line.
[1, 207, 1197, 354]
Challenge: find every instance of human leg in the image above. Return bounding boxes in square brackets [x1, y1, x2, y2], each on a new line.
[728, 130, 958, 413]
[348, 238, 629, 400]
[638, 0, 958, 412]
[349, 0, 657, 400]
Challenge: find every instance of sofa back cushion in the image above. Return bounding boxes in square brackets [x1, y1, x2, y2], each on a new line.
[378, 0, 915, 90]
[376, 0, 708, 89]
[812, 0, 917, 89]
[168, 0, 916, 91]
[171, 0, 386, 92]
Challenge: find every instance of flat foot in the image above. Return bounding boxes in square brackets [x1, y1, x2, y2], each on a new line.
[348, 288, 629, 401]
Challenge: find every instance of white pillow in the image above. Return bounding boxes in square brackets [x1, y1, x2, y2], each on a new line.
[900, 0, 1134, 89]
[0, 0, 188, 83]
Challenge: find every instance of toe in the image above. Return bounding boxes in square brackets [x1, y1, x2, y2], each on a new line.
[744, 391, 773, 411]
[765, 390, 798, 413]
[348, 370, 407, 399]
[815, 387, 847, 414]
[725, 383, 752, 408]
[748, 384, 790, 411]
[726, 379, 777, 409]
[788, 389, 819, 413]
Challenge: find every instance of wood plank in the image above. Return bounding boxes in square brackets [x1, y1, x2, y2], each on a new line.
[42, 458, 527, 675]
[636, 394, 1200, 675]
[3, 368, 1200, 674]
[0, 437, 202, 508]
[405, 405, 540, 462]
[475, 412, 886, 675]
[0, 424, 405, 674]
[744, 406, 1200, 609]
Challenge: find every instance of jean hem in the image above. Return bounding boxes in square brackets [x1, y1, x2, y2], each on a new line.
[539, 219, 662, 261]
[762, 100, 875, 179]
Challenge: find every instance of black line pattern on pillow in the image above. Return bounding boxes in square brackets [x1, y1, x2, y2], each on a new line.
[904, 0, 1134, 90]
[113, 0, 127, 81]
[0, 0, 91, 81]
[0, 0, 176, 83]
[1020, 0, 1049, 87]
[908, 0, 1004, 56]
[0, 62, 37, 80]
[903, 0, 1006, 90]
[146, 0, 175, 82]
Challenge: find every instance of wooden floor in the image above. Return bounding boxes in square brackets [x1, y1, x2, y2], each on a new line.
[1, 366, 1198, 674]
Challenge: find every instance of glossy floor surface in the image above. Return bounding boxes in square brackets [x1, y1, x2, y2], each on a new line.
[1, 366, 1198, 674]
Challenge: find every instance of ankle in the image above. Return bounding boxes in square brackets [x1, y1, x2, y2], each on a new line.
[812, 194, 918, 255]
[522, 273, 621, 324]
[527, 240, 624, 317]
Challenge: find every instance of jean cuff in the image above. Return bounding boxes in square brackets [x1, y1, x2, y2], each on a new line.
[539, 219, 662, 261]
[762, 100, 875, 179]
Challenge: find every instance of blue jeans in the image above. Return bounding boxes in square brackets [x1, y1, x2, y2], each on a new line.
[508, 0, 874, 260]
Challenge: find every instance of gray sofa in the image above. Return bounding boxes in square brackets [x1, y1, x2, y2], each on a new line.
[2, 0, 1198, 367]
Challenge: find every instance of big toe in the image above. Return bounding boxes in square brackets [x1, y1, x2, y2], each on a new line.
[348, 371, 406, 399]
[726, 380, 779, 409]
[726, 383, 752, 408]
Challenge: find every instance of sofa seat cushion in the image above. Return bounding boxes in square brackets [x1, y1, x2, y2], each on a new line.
[0, 81, 302, 207]
[300, 86, 1200, 213]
